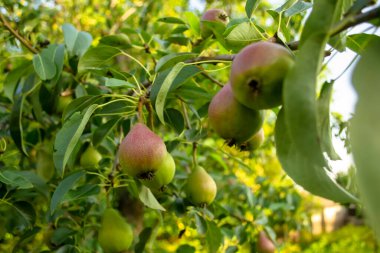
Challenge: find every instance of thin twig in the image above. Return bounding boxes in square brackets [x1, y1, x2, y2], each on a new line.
[0, 13, 38, 54]
[197, 66, 224, 87]
[137, 97, 145, 124]
[145, 100, 154, 130]
[185, 54, 235, 64]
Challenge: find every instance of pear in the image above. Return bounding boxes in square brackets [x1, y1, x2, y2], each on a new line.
[140, 152, 176, 191]
[200, 9, 229, 38]
[240, 128, 265, 151]
[257, 231, 276, 253]
[230, 41, 294, 109]
[118, 123, 167, 179]
[80, 145, 102, 168]
[184, 166, 217, 206]
[98, 208, 133, 253]
[208, 83, 264, 146]
[56, 95, 73, 113]
[36, 149, 55, 181]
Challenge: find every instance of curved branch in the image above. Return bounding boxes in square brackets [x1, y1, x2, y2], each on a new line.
[0, 13, 38, 54]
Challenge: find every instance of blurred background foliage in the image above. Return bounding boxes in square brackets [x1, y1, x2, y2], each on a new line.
[0, 0, 377, 252]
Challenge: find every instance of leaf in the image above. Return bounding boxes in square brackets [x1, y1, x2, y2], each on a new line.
[77, 45, 121, 74]
[50, 171, 85, 214]
[4, 61, 32, 101]
[157, 17, 186, 24]
[245, 0, 261, 18]
[164, 108, 185, 134]
[138, 186, 166, 211]
[225, 22, 263, 48]
[275, 109, 357, 203]
[283, 1, 313, 17]
[33, 53, 56, 80]
[99, 34, 131, 49]
[12, 201, 36, 227]
[176, 245, 196, 253]
[351, 39, 380, 242]
[155, 53, 197, 72]
[275, 0, 298, 12]
[104, 78, 135, 88]
[0, 170, 34, 189]
[63, 95, 103, 121]
[135, 227, 153, 253]
[347, 33, 380, 54]
[206, 220, 223, 253]
[62, 23, 92, 57]
[54, 104, 98, 175]
[150, 65, 201, 104]
[317, 82, 341, 160]
[93, 117, 121, 147]
[10, 96, 27, 155]
[155, 62, 186, 124]
[281, 0, 356, 202]
[65, 184, 100, 201]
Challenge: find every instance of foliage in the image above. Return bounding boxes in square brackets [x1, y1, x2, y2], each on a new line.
[0, 0, 380, 252]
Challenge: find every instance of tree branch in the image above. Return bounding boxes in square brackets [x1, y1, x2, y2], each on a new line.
[185, 54, 235, 64]
[0, 13, 38, 54]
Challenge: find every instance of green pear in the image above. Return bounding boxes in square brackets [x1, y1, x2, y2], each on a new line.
[208, 83, 264, 145]
[98, 208, 133, 253]
[230, 41, 294, 109]
[56, 95, 73, 113]
[200, 9, 229, 38]
[118, 123, 167, 179]
[36, 149, 55, 181]
[240, 128, 265, 151]
[80, 145, 102, 168]
[140, 152, 176, 191]
[184, 166, 217, 206]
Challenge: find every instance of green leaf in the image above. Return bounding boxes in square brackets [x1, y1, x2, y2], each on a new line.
[157, 17, 186, 24]
[32, 53, 56, 80]
[155, 53, 197, 72]
[104, 78, 135, 88]
[50, 171, 85, 214]
[0, 170, 34, 189]
[176, 245, 196, 253]
[10, 96, 27, 155]
[63, 95, 103, 121]
[4, 61, 33, 101]
[155, 62, 186, 124]
[245, 0, 261, 18]
[275, 110, 357, 203]
[283, 1, 313, 17]
[347, 34, 380, 54]
[62, 23, 92, 57]
[164, 108, 185, 134]
[135, 227, 153, 253]
[351, 39, 380, 242]
[93, 117, 121, 147]
[275, 0, 298, 12]
[281, 0, 356, 202]
[99, 34, 131, 49]
[206, 220, 223, 253]
[65, 184, 100, 201]
[54, 104, 98, 175]
[225, 22, 263, 48]
[150, 65, 201, 104]
[11, 201, 36, 228]
[138, 186, 166, 211]
[77, 45, 121, 74]
[317, 82, 341, 160]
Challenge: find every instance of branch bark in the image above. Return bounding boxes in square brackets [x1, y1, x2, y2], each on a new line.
[0, 13, 38, 54]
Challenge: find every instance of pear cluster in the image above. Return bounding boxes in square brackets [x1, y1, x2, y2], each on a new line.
[209, 40, 294, 150]
[118, 123, 175, 191]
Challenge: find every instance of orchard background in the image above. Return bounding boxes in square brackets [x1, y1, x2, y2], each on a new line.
[0, 0, 380, 252]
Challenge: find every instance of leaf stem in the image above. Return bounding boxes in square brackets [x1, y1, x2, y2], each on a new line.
[0, 13, 38, 54]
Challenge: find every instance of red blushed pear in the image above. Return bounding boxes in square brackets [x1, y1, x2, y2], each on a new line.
[200, 9, 229, 38]
[118, 123, 167, 179]
[208, 83, 264, 146]
[257, 231, 276, 253]
[230, 41, 294, 110]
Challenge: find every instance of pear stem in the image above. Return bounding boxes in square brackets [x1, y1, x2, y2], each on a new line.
[137, 96, 145, 124]
[192, 142, 198, 168]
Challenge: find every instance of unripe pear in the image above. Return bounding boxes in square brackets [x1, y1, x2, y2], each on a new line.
[36, 149, 55, 181]
[98, 208, 133, 253]
[200, 9, 229, 38]
[56, 95, 73, 113]
[230, 41, 294, 109]
[257, 231, 276, 253]
[118, 123, 167, 179]
[240, 128, 265, 151]
[80, 145, 102, 168]
[208, 83, 264, 145]
[184, 166, 217, 206]
[140, 152, 176, 191]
